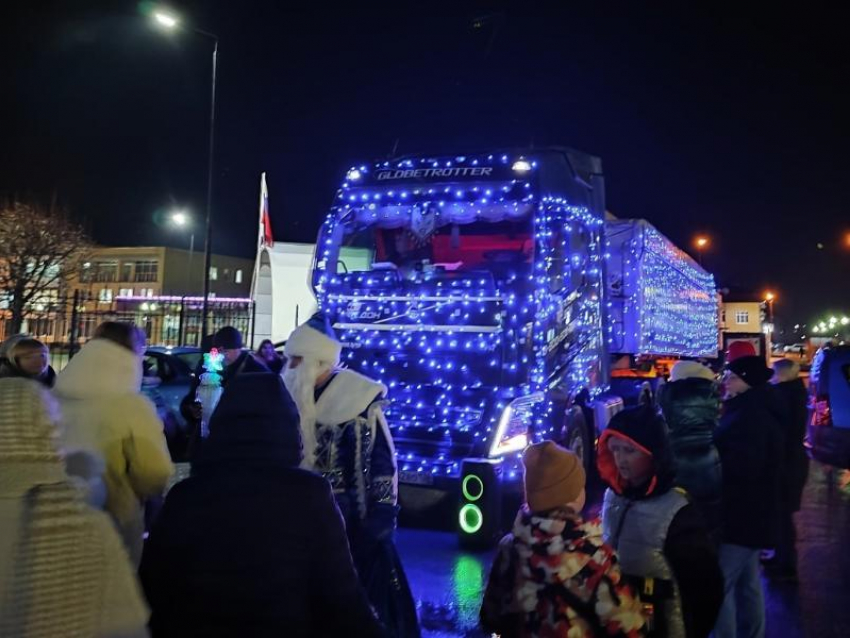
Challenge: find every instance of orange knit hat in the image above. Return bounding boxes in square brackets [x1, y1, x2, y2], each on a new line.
[523, 441, 586, 513]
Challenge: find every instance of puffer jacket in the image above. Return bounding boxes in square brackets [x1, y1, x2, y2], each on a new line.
[597, 405, 724, 638]
[658, 378, 723, 534]
[55, 339, 174, 565]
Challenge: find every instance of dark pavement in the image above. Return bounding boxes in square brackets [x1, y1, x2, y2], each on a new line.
[397, 461, 850, 638]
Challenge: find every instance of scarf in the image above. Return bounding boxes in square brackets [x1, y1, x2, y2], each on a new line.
[511, 507, 644, 637]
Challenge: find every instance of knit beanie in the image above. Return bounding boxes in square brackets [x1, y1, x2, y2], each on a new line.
[727, 355, 774, 387]
[523, 441, 585, 513]
[284, 312, 342, 364]
[670, 360, 715, 383]
[212, 326, 244, 350]
[726, 340, 757, 362]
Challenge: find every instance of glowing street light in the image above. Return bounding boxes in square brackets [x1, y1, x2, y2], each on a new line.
[170, 210, 189, 227]
[694, 235, 709, 267]
[153, 11, 178, 29]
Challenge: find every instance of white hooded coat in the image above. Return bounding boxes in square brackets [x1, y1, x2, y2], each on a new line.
[54, 339, 173, 564]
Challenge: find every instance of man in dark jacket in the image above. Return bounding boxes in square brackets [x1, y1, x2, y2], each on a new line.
[598, 405, 724, 638]
[179, 327, 285, 440]
[140, 372, 385, 638]
[658, 361, 722, 541]
[714, 355, 784, 637]
[766, 359, 809, 581]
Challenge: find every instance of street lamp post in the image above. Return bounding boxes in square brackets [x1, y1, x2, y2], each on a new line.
[169, 211, 195, 292]
[695, 235, 709, 267]
[765, 291, 776, 325]
[153, 9, 219, 339]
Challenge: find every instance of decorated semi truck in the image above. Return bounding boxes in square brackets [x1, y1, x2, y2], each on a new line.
[310, 148, 717, 544]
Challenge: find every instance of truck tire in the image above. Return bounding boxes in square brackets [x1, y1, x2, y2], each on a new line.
[564, 407, 594, 477]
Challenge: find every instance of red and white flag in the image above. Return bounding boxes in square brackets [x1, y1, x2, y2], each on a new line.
[258, 172, 274, 248]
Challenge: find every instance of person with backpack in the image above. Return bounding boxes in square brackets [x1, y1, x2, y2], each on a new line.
[657, 361, 723, 540]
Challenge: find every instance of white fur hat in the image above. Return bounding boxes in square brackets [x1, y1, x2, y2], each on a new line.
[284, 313, 342, 364]
[670, 360, 716, 383]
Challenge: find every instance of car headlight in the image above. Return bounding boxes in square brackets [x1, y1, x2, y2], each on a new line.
[489, 392, 544, 457]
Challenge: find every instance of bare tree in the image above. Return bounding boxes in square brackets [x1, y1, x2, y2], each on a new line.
[0, 198, 92, 334]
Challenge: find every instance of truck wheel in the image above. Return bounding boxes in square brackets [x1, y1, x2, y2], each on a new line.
[565, 407, 593, 477]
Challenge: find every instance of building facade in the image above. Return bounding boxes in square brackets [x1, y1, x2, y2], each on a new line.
[719, 290, 770, 359]
[1, 246, 254, 347]
[71, 246, 252, 305]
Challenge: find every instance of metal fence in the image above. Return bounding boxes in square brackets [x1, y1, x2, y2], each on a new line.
[1, 292, 255, 370]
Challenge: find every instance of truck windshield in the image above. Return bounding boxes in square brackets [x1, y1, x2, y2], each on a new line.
[328, 202, 535, 284]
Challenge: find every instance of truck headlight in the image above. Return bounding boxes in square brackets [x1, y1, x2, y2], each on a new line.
[489, 392, 544, 457]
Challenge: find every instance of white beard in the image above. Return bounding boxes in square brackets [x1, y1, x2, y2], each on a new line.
[282, 360, 331, 469]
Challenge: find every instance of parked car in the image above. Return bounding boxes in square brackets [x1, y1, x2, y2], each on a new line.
[784, 343, 808, 357]
[142, 347, 202, 462]
[808, 345, 850, 469]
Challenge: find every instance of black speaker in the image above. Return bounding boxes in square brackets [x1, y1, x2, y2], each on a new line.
[458, 458, 503, 548]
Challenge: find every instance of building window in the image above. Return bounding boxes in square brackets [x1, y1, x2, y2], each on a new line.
[223, 268, 231, 281]
[121, 263, 133, 282]
[99, 288, 113, 303]
[721, 310, 726, 324]
[210, 267, 218, 281]
[118, 288, 134, 297]
[95, 261, 118, 283]
[235, 269, 243, 284]
[134, 261, 159, 283]
[735, 310, 749, 325]
[139, 288, 154, 298]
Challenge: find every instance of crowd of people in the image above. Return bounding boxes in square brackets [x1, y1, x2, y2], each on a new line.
[0, 322, 810, 638]
[482, 342, 810, 638]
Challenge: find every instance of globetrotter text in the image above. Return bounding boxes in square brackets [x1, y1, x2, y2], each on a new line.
[376, 167, 494, 181]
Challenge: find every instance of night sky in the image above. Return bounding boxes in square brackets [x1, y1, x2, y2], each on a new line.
[3, 2, 848, 333]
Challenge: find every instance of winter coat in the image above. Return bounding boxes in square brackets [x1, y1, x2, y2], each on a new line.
[772, 379, 810, 512]
[480, 507, 647, 637]
[715, 385, 785, 548]
[55, 339, 174, 565]
[311, 370, 399, 543]
[140, 373, 385, 638]
[310, 369, 419, 638]
[0, 378, 149, 638]
[598, 406, 724, 638]
[657, 378, 723, 534]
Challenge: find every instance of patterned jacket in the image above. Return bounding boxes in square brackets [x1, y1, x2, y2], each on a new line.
[312, 370, 398, 541]
[481, 507, 647, 637]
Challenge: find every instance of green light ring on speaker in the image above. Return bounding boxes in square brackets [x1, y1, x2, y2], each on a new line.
[461, 474, 484, 502]
[459, 503, 483, 534]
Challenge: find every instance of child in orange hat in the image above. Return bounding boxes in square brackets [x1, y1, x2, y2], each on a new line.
[481, 441, 646, 637]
